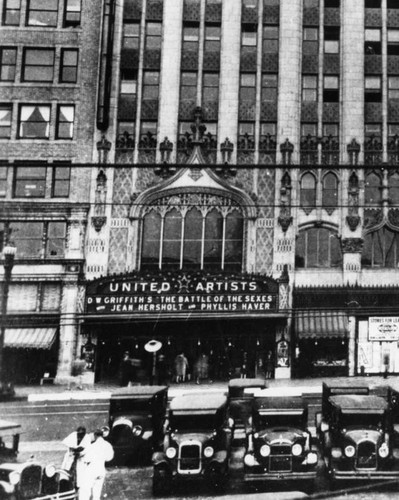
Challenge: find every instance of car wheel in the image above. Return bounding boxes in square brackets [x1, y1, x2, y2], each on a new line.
[153, 467, 171, 496]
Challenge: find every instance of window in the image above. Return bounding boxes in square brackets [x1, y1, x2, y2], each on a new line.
[388, 0, 399, 8]
[7, 221, 66, 258]
[303, 27, 318, 55]
[183, 25, 199, 51]
[365, 0, 381, 7]
[301, 123, 317, 138]
[120, 69, 137, 95]
[122, 23, 140, 50]
[56, 105, 74, 139]
[23, 48, 54, 82]
[0, 48, 17, 82]
[388, 77, 399, 99]
[242, 29, 257, 47]
[302, 75, 317, 101]
[304, 0, 318, 6]
[146, 22, 162, 50]
[261, 74, 277, 102]
[324, 26, 339, 54]
[365, 29, 381, 55]
[389, 172, 399, 205]
[0, 166, 7, 197]
[388, 30, 399, 56]
[64, 0, 81, 27]
[389, 124, 399, 138]
[243, 0, 257, 7]
[323, 75, 339, 102]
[19, 105, 50, 139]
[263, 26, 279, 54]
[323, 123, 338, 137]
[365, 76, 382, 102]
[47, 222, 66, 257]
[325, 0, 340, 7]
[322, 172, 338, 208]
[203, 73, 219, 102]
[240, 73, 256, 101]
[300, 173, 316, 208]
[239, 122, 255, 137]
[26, 0, 58, 27]
[362, 228, 399, 268]
[365, 172, 382, 206]
[141, 202, 243, 272]
[141, 121, 157, 138]
[365, 123, 381, 139]
[3, 0, 21, 26]
[60, 49, 78, 83]
[295, 227, 342, 268]
[0, 105, 12, 138]
[260, 122, 276, 137]
[52, 165, 70, 197]
[181, 72, 197, 101]
[14, 165, 46, 197]
[205, 25, 221, 52]
[142, 71, 159, 100]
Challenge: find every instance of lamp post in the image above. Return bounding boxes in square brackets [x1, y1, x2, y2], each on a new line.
[0, 243, 16, 385]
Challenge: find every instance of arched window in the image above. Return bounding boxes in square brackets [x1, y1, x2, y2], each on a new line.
[300, 173, 316, 209]
[141, 195, 244, 272]
[389, 171, 399, 206]
[365, 172, 382, 206]
[362, 227, 399, 267]
[322, 172, 338, 210]
[295, 227, 342, 268]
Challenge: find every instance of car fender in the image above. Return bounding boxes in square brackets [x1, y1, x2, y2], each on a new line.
[152, 451, 168, 466]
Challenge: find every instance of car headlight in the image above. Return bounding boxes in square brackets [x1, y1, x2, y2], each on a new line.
[306, 452, 318, 465]
[204, 446, 214, 458]
[9, 471, 21, 486]
[45, 464, 56, 478]
[166, 447, 177, 459]
[331, 447, 342, 459]
[344, 445, 355, 458]
[244, 454, 256, 467]
[292, 443, 303, 456]
[260, 444, 271, 457]
[379, 443, 389, 458]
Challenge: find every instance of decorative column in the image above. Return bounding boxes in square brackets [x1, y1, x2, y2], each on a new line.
[275, 265, 291, 379]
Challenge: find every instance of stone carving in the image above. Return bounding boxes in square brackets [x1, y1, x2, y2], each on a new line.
[280, 139, 294, 165]
[342, 238, 364, 253]
[347, 139, 361, 166]
[346, 215, 361, 231]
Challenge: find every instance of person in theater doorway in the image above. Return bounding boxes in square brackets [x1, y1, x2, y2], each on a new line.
[79, 429, 114, 500]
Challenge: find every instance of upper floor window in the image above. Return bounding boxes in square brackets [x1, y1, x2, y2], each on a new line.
[0, 47, 17, 81]
[295, 227, 342, 268]
[243, 0, 257, 7]
[365, 171, 382, 205]
[52, 165, 71, 197]
[180, 72, 197, 101]
[324, 26, 339, 54]
[26, 0, 58, 27]
[325, 0, 340, 7]
[142, 71, 159, 100]
[302, 75, 317, 101]
[263, 26, 279, 54]
[240, 73, 256, 102]
[389, 172, 399, 205]
[365, 123, 382, 139]
[146, 22, 162, 50]
[365, 76, 382, 102]
[362, 227, 399, 268]
[323, 75, 339, 102]
[120, 69, 137, 95]
[22, 48, 54, 82]
[7, 221, 66, 258]
[123, 23, 140, 50]
[205, 25, 221, 52]
[14, 165, 46, 197]
[301, 123, 317, 138]
[64, 0, 81, 27]
[388, 0, 399, 8]
[0, 105, 12, 139]
[365, 0, 381, 7]
[183, 24, 199, 52]
[60, 49, 78, 83]
[242, 28, 257, 48]
[300, 173, 316, 208]
[3, 0, 20, 26]
[0, 166, 7, 197]
[322, 172, 338, 208]
[261, 74, 277, 102]
[18, 105, 50, 139]
[388, 77, 399, 100]
[56, 105, 74, 139]
[203, 73, 219, 102]
[388, 30, 399, 56]
[303, 27, 318, 55]
[365, 29, 381, 55]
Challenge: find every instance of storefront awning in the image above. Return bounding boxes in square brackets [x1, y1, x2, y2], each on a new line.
[4, 328, 57, 350]
[295, 311, 348, 339]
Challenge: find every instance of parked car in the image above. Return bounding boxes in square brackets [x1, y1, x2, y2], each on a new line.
[0, 420, 21, 462]
[242, 395, 319, 489]
[0, 462, 76, 499]
[317, 382, 399, 482]
[152, 393, 232, 495]
[107, 385, 168, 465]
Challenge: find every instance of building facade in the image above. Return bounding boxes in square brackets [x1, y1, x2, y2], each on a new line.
[1, 0, 399, 384]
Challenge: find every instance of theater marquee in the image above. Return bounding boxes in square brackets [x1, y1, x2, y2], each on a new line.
[85, 272, 279, 315]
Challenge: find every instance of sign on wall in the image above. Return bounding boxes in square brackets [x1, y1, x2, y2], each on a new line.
[368, 317, 399, 342]
[85, 272, 279, 315]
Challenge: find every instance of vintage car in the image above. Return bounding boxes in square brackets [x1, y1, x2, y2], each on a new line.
[0, 462, 76, 500]
[152, 393, 232, 495]
[317, 383, 399, 481]
[107, 385, 168, 465]
[0, 420, 21, 462]
[242, 395, 319, 488]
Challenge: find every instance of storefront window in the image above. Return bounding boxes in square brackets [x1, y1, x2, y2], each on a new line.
[362, 227, 399, 267]
[295, 227, 342, 268]
[141, 196, 243, 272]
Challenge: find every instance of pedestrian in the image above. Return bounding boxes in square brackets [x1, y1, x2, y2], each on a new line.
[174, 352, 189, 383]
[79, 429, 114, 500]
[61, 426, 91, 490]
[265, 351, 274, 379]
[118, 351, 133, 386]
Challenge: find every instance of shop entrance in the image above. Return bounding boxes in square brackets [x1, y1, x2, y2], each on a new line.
[93, 318, 279, 385]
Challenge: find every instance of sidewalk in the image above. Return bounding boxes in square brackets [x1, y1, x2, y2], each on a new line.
[12, 374, 399, 402]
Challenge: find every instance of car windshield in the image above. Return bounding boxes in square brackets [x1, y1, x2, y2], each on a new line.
[110, 398, 150, 414]
[339, 412, 385, 429]
[170, 414, 217, 432]
[255, 413, 305, 430]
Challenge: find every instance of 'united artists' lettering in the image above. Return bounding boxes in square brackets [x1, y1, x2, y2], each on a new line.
[107, 280, 258, 294]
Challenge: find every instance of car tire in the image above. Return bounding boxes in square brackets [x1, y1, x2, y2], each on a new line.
[153, 467, 171, 496]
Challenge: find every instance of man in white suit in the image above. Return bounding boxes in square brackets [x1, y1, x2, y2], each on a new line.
[61, 426, 92, 490]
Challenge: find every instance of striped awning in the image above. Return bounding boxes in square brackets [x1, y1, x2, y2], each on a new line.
[295, 311, 348, 339]
[4, 328, 57, 350]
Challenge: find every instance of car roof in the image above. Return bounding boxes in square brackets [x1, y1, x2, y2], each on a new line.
[111, 386, 167, 399]
[170, 394, 227, 413]
[329, 395, 388, 413]
[255, 397, 306, 413]
[228, 378, 267, 389]
[0, 419, 21, 437]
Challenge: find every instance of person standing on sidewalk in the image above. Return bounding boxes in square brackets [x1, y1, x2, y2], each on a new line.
[79, 429, 114, 500]
[61, 426, 91, 491]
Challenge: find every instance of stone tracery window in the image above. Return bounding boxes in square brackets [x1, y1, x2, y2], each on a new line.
[295, 227, 342, 268]
[141, 193, 244, 272]
[362, 227, 399, 268]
